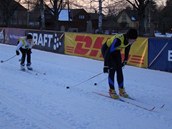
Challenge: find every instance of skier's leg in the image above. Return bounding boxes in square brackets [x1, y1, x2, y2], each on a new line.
[115, 51, 124, 88]
[20, 48, 26, 65]
[27, 49, 31, 65]
[116, 67, 124, 88]
[108, 68, 119, 99]
[108, 68, 115, 90]
[26, 49, 32, 70]
[116, 52, 128, 97]
[20, 48, 26, 70]
[117, 68, 129, 97]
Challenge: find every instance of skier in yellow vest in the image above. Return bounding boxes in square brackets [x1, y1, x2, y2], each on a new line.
[101, 29, 138, 99]
[16, 34, 34, 71]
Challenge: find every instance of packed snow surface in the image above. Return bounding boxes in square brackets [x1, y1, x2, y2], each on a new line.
[0, 44, 172, 129]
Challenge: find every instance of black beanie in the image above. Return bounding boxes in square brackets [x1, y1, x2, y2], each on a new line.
[26, 34, 33, 39]
[126, 29, 138, 39]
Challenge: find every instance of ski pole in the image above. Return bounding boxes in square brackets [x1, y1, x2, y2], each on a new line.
[0, 55, 17, 63]
[66, 72, 103, 89]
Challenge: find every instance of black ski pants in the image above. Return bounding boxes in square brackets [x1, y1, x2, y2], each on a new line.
[108, 50, 124, 90]
[20, 48, 31, 66]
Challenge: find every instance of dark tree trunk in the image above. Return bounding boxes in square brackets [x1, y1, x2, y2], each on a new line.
[125, 0, 150, 36]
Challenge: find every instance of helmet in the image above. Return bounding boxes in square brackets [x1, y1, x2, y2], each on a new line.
[126, 29, 138, 39]
[26, 34, 33, 39]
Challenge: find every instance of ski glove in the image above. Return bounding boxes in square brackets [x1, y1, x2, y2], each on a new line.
[16, 50, 20, 55]
[103, 66, 109, 73]
[122, 60, 127, 67]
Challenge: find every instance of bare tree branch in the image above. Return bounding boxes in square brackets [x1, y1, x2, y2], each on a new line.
[134, 0, 139, 7]
[126, 0, 138, 9]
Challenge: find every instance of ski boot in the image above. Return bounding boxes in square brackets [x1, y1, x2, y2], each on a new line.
[119, 88, 129, 98]
[27, 64, 33, 70]
[20, 64, 25, 71]
[109, 89, 119, 99]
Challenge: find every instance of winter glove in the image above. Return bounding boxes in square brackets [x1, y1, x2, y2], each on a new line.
[122, 60, 127, 67]
[103, 66, 109, 73]
[16, 50, 20, 55]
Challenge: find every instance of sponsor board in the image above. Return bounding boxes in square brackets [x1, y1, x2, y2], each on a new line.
[65, 33, 148, 68]
[65, 32, 110, 60]
[1, 28, 25, 45]
[148, 38, 172, 72]
[0, 29, 4, 43]
[168, 50, 172, 62]
[27, 30, 64, 54]
[127, 37, 148, 68]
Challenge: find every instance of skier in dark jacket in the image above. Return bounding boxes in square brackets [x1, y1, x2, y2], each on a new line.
[101, 28, 138, 99]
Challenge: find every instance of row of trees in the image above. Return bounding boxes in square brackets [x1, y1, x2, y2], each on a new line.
[21, 0, 67, 29]
[125, 0, 172, 34]
[68, 0, 171, 35]
[0, 0, 171, 35]
[158, 0, 172, 34]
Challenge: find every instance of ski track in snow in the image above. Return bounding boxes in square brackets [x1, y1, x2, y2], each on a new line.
[0, 44, 172, 129]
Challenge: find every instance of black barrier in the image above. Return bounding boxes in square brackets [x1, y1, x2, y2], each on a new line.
[26, 30, 64, 54]
[0, 28, 65, 54]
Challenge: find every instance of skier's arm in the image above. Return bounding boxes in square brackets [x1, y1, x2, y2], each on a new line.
[124, 44, 131, 61]
[101, 43, 108, 66]
[16, 41, 23, 51]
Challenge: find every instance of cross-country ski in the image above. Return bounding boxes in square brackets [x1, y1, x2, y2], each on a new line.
[93, 91, 165, 111]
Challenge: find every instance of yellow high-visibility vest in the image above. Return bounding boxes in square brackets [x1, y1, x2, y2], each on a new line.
[106, 34, 129, 50]
[18, 37, 27, 47]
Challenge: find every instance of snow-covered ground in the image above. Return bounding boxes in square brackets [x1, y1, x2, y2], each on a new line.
[0, 43, 172, 129]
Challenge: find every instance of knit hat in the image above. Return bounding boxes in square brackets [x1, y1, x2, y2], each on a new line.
[26, 34, 33, 39]
[126, 29, 138, 39]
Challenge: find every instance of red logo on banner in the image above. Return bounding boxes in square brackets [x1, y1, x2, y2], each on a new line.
[72, 35, 105, 58]
[121, 53, 144, 64]
[129, 55, 144, 64]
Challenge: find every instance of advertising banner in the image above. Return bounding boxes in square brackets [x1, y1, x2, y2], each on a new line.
[64, 32, 111, 60]
[0, 28, 4, 43]
[27, 30, 64, 54]
[127, 37, 148, 68]
[65, 33, 148, 68]
[148, 38, 172, 72]
[3, 28, 25, 45]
